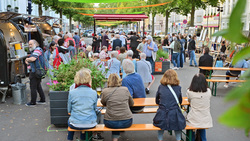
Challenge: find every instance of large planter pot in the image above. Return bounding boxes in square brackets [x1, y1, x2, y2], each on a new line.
[154, 61, 170, 74]
[49, 91, 69, 127]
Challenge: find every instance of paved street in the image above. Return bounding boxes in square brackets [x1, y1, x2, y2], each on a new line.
[0, 62, 249, 141]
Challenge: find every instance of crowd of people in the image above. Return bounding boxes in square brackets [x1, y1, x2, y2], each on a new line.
[23, 29, 249, 141]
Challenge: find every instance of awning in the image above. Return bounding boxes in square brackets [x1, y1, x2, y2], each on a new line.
[32, 16, 54, 23]
[0, 12, 21, 21]
[93, 14, 148, 21]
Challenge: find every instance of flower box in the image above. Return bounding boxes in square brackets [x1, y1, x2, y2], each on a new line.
[50, 91, 69, 127]
[154, 61, 170, 74]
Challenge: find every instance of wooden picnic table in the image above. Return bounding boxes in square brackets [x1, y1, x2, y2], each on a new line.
[199, 67, 248, 71]
[97, 97, 189, 107]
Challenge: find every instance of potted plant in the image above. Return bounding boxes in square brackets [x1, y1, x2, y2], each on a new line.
[14, 7, 19, 13]
[154, 49, 170, 74]
[7, 5, 11, 12]
[210, 13, 213, 18]
[48, 58, 107, 126]
[203, 14, 207, 18]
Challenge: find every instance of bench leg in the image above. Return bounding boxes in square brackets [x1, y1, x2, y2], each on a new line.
[168, 130, 172, 135]
[85, 131, 93, 141]
[186, 130, 192, 141]
[211, 82, 215, 96]
[214, 82, 217, 97]
[187, 105, 190, 113]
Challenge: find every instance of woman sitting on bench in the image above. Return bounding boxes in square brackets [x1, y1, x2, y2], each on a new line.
[67, 69, 102, 141]
[101, 73, 134, 141]
[153, 69, 186, 141]
[186, 73, 213, 141]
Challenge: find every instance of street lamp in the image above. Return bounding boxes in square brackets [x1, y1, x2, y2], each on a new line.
[217, 6, 223, 29]
[207, 8, 209, 33]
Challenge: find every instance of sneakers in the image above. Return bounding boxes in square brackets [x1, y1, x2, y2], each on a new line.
[189, 65, 194, 67]
[92, 133, 104, 141]
[224, 84, 229, 88]
[25, 102, 36, 107]
[36, 101, 46, 105]
[145, 88, 150, 94]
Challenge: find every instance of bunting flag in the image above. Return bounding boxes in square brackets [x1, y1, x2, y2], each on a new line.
[79, 13, 94, 16]
[59, 0, 136, 3]
[79, 11, 144, 16]
[64, 1, 172, 10]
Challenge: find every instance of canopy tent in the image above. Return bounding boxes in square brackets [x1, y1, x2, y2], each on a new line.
[93, 14, 148, 34]
[59, 0, 136, 3]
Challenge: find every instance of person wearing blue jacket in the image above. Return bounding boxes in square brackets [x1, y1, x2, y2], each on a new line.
[67, 69, 102, 141]
[122, 59, 146, 113]
[153, 69, 186, 141]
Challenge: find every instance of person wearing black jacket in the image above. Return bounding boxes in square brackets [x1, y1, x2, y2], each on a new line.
[188, 35, 198, 67]
[112, 35, 122, 50]
[199, 47, 213, 76]
[128, 32, 140, 58]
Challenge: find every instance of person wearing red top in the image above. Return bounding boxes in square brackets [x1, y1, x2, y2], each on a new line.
[64, 33, 75, 47]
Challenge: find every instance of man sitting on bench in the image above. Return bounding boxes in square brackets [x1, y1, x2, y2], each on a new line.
[224, 59, 248, 88]
[199, 47, 213, 76]
[121, 59, 146, 113]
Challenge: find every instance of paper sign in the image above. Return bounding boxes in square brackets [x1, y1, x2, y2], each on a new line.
[155, 62, 162, 72]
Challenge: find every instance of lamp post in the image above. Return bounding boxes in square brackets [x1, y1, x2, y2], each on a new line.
[207, 8, 209, 34]
[28, 0, 32, 41]
[217, 6, 223, 30]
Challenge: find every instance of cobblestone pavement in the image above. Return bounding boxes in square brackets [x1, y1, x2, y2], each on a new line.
[0, 61, 249, 141]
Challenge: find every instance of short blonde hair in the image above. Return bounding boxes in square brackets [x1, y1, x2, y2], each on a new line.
[86, 46, 92, 51]
[107, 73, 121, 87]
[160, 69, 180, 86]
[74, 68, 92, 85]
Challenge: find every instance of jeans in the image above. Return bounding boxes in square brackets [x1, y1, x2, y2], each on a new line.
[67, 121, 94, 140]
[172, 53, 180, 68]
[146, 57, 154, 74]
[29, 72, 45, 104]
[192, 129, 207, 141]
[104, 118, 133, 139]
[180, 50, 184, 68]
[158, 130, 182, 141]
[189, 50, 197, 66]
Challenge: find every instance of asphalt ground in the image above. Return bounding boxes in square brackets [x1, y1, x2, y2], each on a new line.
[0, 59, 249, 141]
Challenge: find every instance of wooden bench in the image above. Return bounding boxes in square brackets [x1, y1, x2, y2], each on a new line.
[68, 124, 206, 141]
[211, 75, 237, 78]
[206, 79, 246, 96]
[100, 108, 158, 115]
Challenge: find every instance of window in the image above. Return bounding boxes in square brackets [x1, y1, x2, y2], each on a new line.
[228, 0, 231, 15]
[196, 15, 202, 23]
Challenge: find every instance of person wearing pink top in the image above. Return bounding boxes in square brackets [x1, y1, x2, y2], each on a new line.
[64, 33, 75, 47]
[99, 46, 109, 60]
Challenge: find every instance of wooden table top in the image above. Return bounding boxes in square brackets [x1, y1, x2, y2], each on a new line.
[199, 67, 248, 71]
[97, 97, 189, 107]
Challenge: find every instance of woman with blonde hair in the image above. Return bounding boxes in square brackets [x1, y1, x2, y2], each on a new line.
[153, 69, 186, 141]
[67, 68, 100, 141]
[85, 45, 94, 60]
[101, 73, 134, 141]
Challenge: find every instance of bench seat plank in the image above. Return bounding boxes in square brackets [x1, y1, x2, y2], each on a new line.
[211, 75, 237, 77]
[206, 79, 246, 83]
[101, 108, 158, 114]
[68, 124, 206, 132]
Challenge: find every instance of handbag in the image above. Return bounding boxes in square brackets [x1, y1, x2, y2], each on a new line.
[151, 42, 157, 62]
[167, 85, 184, 113]
[35, 57, 46, 79]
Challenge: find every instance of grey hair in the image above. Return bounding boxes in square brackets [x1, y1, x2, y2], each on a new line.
[30, 39, 39, 46]
[115, 34, 120, 39]
[127, 50, 133, 57]
[140, 53, 146, 59]
[122, 59, 135, 74]
[53, 35, 61, 41]
[102, 46, 107, 50]
[111, 51, 119, 58]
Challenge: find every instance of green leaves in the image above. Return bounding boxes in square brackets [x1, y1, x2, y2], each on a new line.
[213, 0, 250, 136]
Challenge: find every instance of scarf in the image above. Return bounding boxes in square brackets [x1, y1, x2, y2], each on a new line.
[75, 83, 91, 89]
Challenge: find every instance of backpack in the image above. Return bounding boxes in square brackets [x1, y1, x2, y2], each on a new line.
[53, 47, 62, 69]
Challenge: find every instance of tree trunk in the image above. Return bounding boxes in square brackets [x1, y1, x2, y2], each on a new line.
[60, 9, 62, 32]
[38, 2, 42, 16]
[151, 13, 155, 37]
[165, 10, 170, 35]
[190, 2, 195, 27]
[69, 14, 72, 32]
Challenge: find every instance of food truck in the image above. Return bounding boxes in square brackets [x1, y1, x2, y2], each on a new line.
[0, 12, 29, 102]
